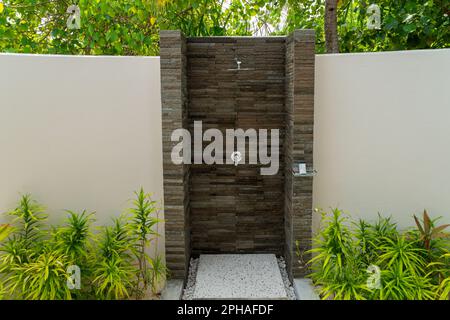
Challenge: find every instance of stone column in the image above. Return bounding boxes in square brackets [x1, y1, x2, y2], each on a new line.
[284, 30, 315, 278]
[160, 30, 190, 280]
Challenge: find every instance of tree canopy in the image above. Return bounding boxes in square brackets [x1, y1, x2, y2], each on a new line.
[0, 0, 448, 55]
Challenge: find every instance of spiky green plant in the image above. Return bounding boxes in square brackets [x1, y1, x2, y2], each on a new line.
[0, 195, 49, 299]
[0, 236, 28, 269]
[0, 279, 5, 300]
[92, 256, 135, 300]
[307, 208, 365, 299]
[412, 210, 449, 261]
[375, 263, 435, 300]
[370, 235, 436, 300]
[306, 209, 446, 300]
[92, 217, 134, 300]
[54, 210, 94, 264]
[52, 210, 96, 299]
[0, 224, 13, 242]
[377, 235, 427, 277]
[127, 188, 164, 298]
[6, 249, 72, 300]
[428, 252, 450, 300]
[308, 209, 353, 280]
[4, 194, 47, 263]
[148, 254, 168, 294]
[0, 192, 166, 300]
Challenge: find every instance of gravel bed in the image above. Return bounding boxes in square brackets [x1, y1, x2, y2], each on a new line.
[182, 257, 199, 300]
[276, 256, 297, 300]
[182, 255, 296, 300]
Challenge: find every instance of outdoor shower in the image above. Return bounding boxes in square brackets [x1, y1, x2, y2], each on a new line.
[227, 48, 255, 71]
[160, 30, 316, 280]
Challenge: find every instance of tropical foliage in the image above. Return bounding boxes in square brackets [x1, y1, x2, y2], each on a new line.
[0, 0, 448, 55]
[0, 190, 165, 300]
[281, 0, 450, 52]
[307, 208, 450, 300]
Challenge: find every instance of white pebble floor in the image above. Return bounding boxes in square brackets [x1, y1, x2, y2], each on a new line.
[182, 254, 296, 300]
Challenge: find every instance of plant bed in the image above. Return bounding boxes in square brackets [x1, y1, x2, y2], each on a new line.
[306, 209, 450, 300]
[0, 189, 166, 300]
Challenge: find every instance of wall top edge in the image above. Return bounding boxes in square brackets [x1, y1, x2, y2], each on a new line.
[0, 53, 160, 59]
[316, 47, 450, 58]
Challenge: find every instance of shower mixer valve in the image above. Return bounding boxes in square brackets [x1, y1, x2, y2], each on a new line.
[231, 151, 242, 166]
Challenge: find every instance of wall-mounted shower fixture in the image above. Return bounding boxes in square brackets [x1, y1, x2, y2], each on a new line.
[231, 151, 242, 166]
[227, 48, 255, 71]
[292, 162, 317, 177]
[235, 57, 242, 70]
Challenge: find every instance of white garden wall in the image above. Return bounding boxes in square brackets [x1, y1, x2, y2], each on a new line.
[0, 54, 164, 250]
[0, 48, 449, 242]
[314, 49, 450, 230]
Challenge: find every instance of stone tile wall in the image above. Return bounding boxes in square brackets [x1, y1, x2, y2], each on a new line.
[160, 30, 315, 279]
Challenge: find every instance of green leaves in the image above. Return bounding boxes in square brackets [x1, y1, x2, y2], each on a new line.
[92, 256, 134, 300]
[6, 250, 72, 300]
[0, 190, 165, 300]
[6, 194, 47, 263]
[402, 23, 417, 33]
[92, 220, 135, 300]
[0, 0, 448, 54]
[0, 224, 13, 242]
[127, 187, 165, 298]
[53, 210, 94, 264]
[0, 0, 159, 55]
[307, 208, 449, 300]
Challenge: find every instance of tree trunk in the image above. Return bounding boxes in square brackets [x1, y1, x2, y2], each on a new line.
[325, 0, 339, 53]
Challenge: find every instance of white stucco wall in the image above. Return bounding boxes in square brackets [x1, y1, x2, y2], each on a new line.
[0, 54, 164, 249]
[1, 48, 449, 242]
[313, 49, 450, 230]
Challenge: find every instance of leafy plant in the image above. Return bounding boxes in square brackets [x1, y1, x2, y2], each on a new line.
[52, 210, 96, 299]
[6, 249, 72, 300]
[1, 0, 447, 55]
[376, 263, 435, 300]
[306, 208, 449, 300]
[413, 210, 449, 253]
[308, 208, 363, 299]
[0, 195, 48, 282]
[54, 210, 94, 264]
[0, 190, 165, 300]
[148, 254, 167, 294]
[92, 255, 135, 300]
[92, 217, 134, 300]
[377, 235, 427, 277]
[428, 251, 450, 300]
[309, 209, 353, 278]
[0, 224, 13, 242]
[127, 188, 164, 298]
[7, 194, 47, 261]
[371, 235, 436, 300]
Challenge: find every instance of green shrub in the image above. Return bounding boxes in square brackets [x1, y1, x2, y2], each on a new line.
[92, 217, 134, 300]
[307, 208, 449, 300]
[127, 188, 165, 298]
[0, 190, 166, 300]
[430, 252, 450, 300]
[7, 249, 72, 300]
